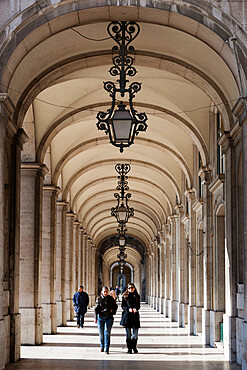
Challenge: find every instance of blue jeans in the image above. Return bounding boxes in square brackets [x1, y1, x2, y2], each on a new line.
[97, 315, 113, 351]
[125, 327, 139, 340]
[76, 309, 85, 327]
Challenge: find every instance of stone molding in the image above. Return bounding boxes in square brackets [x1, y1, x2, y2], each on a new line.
[208, 175, 225, 194]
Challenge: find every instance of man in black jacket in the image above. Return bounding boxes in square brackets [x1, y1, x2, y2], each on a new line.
[94, 286, 118, 354]
[73, 285, 89, 328]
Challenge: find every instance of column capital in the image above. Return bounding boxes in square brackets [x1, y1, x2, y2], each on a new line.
[66, 211, 76, 218]
[168, 214, 179, 224]
[175, 204, 184, 215]
[43, 185, 61, 195]
[184, 188, 196, 200]
[56, 200, 69, 208]
[198, 166, 212, 185]
[218, 131, 234, 153]
[21, 163, 48, 178]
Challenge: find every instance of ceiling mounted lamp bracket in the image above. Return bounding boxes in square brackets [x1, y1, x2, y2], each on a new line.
[96, 21, 148, 153]
[111, 164, 134, 224]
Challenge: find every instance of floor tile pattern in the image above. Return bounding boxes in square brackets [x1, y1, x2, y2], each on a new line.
[6, 304, 240, 369]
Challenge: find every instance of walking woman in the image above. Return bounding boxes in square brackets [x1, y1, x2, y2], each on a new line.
[120, 283, 140, 354]
[94, 286, 118, 354]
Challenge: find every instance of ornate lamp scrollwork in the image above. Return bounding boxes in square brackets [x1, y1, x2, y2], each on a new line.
[96, 21, 148, 152]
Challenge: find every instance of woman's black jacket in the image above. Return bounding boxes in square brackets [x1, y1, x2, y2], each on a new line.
[120, 292, 140, 328]
[94, 294, 118, 320]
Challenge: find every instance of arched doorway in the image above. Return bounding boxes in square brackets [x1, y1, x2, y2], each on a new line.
[111, 263, 133, 293]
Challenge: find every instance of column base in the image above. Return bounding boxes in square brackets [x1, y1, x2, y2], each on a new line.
[155, 296, 159, 311]
[184, 303, 189, 325]
[236, 317, 243, 365]
[166, 299, 171, 318]
[70, 298, 74, 321]
[188, 305, 196, 334]
[161, 298, 165, 314]
[0, 319, 5, 369]
[56, 301, 63, 326]
[42, 303, 57, 334]
[178, 303, 184, 327]
[153, 296, 157, 310]
[10, 313, 21, 362]
[241, 321, 247, 369]
[66, 299, 71, 321]
[202, 309, 210, 345]
[62, 300, 68, 326]
[223, 314, 236, 362]
[20, 307, 43, 345]
[171, 300, 179, 322]
[196, 307, 203, 334]
[210, 310, 224, 347]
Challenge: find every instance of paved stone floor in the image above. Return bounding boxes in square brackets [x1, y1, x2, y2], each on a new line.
[7, 304, 240, 369]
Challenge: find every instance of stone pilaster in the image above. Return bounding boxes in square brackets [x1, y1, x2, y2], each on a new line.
[164, 225, 171, 318]
[186, 189, 196, 335]
[20, 163, 48, 345]
[242, 101, 247, 370]
[66, 211, 75, 321]
[175, 205, 185, 327]
[73, 221, 80, 293]
[153, 240, 158, 310]
[219, 132, 237, 361]
[158, 231, 165, 314]
[82, 233, 87, 287]
[41, 186, 60, 334]
[0, 96, 6, 369]
[200, 168, 213, 344]
[232, 97, 247, 369]
[56, 201, 68, 326]
[169, 215, 179, 322]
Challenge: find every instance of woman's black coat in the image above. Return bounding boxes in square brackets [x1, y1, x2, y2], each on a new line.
[120, 292, 140, 328]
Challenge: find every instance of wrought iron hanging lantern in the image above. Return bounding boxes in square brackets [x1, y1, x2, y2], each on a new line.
[96, 21, 148, 152]
[119, 234, 126, 247]
[111, 163, 134, 224]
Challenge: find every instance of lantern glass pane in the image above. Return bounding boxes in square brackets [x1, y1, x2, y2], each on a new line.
[119, 237, 125, 246]
[112, 119, 132, 142]
[119, 210, 127, 222]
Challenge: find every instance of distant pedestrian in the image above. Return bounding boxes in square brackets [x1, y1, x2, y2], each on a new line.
[109, 287, 117, 301]
[115, 285, 120, 302]
[72, 285, 89, 328]
[120, 283, 140, 354]
[95, 286, 118, 354]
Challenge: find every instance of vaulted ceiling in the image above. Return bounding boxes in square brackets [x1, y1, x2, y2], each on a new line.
[4, 7, 239, 253]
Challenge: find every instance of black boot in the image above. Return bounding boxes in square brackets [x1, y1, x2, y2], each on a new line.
[126, 339, 132, 354]
[132, 339, 138, 353]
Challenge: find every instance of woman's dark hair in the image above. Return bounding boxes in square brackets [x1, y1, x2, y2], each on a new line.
[102, 286, 109, 291]
[122, 283, 139, 299]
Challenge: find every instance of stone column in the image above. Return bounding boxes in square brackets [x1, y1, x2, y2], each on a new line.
[78, 228, 84, 286]
[153, 240, 158, 310]
[219, 132, 237, 361]
[158, 231, 165, 314]
[242, 100, 247, 370]
[91, 246, 96, 304]
[20, 163, 48, 344]
[82, 233, 87, 287]
[65, 211, 75, 321]
[201, 169, 213, 344]
[165, 225, 171, 318]
[0, 97, 6, 368]
[186, 189, 196, 334]
[169, 215, 179, 322]
[56, 201, 68, 326]
[73, 221, 80, 292]
[1, 96, 27, 363]
[41, 186, 60, 334]
[175, 205, 185, 327]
